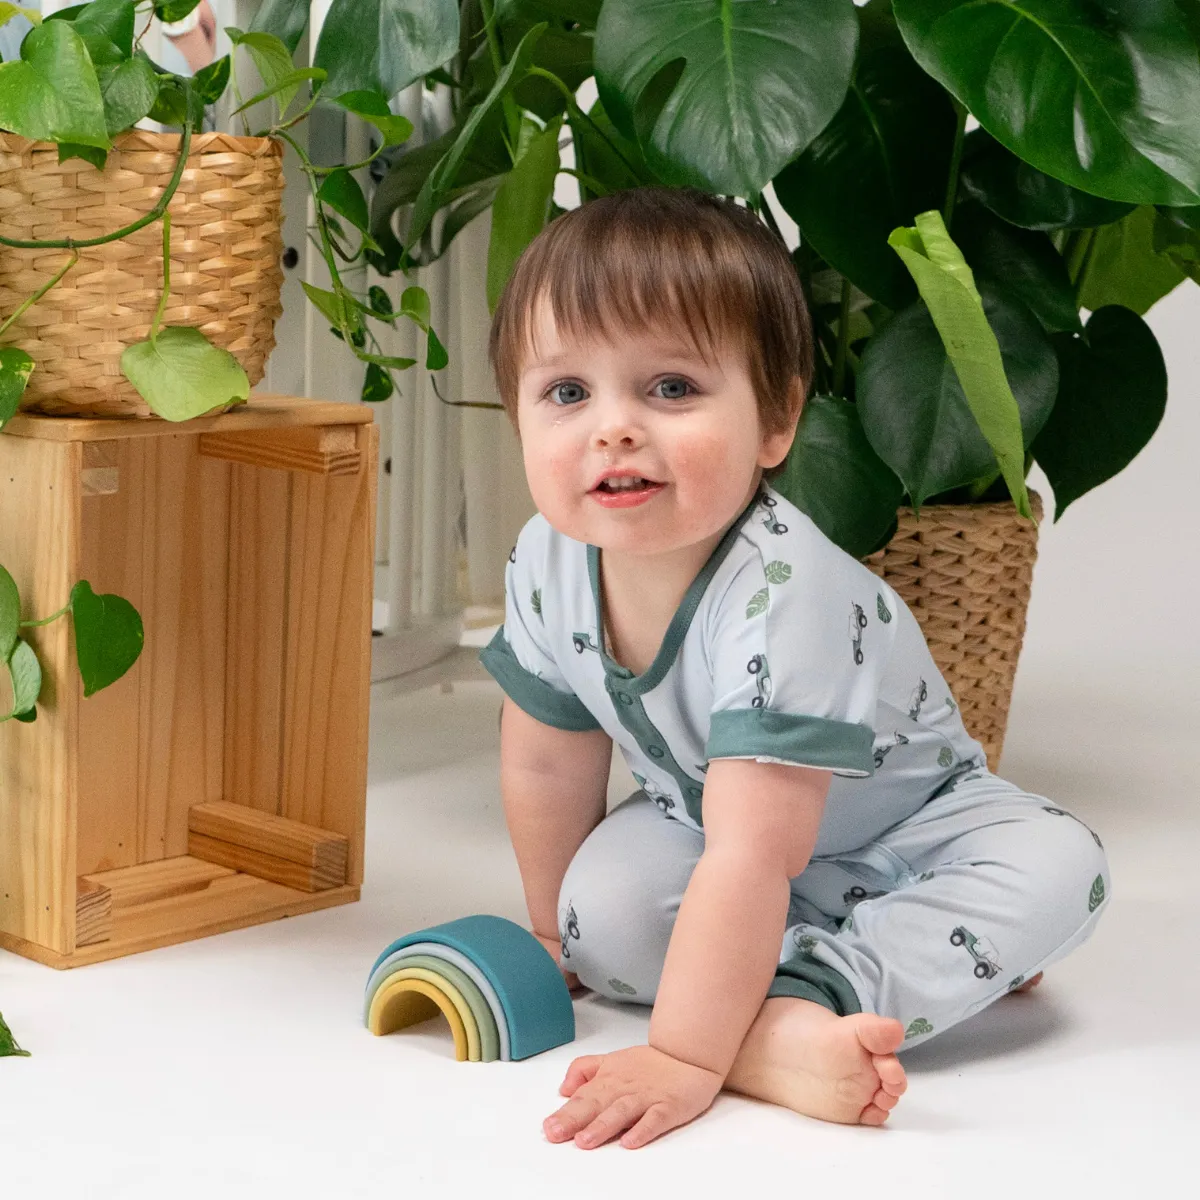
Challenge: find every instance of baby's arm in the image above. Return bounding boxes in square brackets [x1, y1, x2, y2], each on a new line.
[499, 697, 613, 974]
[648, 758, 831, 1077]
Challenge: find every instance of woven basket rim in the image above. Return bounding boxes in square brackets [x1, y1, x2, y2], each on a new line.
[0, 129, 282, 157]
[891, 491, 1044, 519]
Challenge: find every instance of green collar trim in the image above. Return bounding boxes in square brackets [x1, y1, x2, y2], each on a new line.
[586, 489, 762, 696]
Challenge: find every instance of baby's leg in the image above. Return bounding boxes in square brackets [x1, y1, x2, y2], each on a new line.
[772, 773, 1111, 1052]
[555, 790, 703, 1002]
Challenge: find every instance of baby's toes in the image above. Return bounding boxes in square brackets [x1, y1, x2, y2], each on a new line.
[872, 1053, 907, 1094]
[871, 1084, 902, 1112]
[859, 1101, 892, 1126]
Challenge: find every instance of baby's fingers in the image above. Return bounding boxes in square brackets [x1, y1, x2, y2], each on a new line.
[619, 1101, 682, 1150]
[574, 1094, 646, 1149]
[559, 1055, 603, 1096]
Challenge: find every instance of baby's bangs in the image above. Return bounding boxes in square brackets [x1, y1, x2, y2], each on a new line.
[533, 223, 753, 366]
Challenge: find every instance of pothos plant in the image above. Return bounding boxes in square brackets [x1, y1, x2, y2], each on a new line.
[0, 0, 455, 432]
[320, 0, 1200, 558]
[0, 0, 466, 721]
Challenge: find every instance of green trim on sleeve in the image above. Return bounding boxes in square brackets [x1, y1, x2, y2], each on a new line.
[768, 953, 862, 1015]
[706, 709, 876, 776]
[479, 627, 603, 732]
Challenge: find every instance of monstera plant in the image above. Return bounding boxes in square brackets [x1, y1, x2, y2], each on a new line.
[288, 0, 1200, 557]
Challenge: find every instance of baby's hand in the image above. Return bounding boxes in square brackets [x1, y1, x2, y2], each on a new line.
[534, 931, 583, 993]
[544, 1045, 723, 1150]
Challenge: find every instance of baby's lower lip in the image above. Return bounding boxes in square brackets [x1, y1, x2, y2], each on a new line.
[589, 481, 666, 508]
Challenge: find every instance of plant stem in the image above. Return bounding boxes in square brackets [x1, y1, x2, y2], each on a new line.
[429, 373, 505, 410]
[526, 67, 643, 181]
[558, 166, 609, 196]
[20, 603, 71, 628]
[0, 248, 79, 339]
[832, 275, 852, 397]
[1068, 228, 1099, 304]
[1063, 228, 1089, 280]
[149, 211, 171, 341]
[480, 0, 521, 157]
[943, 98, 968, 228]
[0, 119, 194, 250]
[758, 193, 786, 242]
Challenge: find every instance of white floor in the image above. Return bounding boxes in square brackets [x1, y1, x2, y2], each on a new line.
[3, 287, 1199, 1196]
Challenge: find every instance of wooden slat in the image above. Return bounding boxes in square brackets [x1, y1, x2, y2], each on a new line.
[188, 801, 347, 870]
[75, 877, 111, 947]
[0, 435, 80, 954]
[81, 856, 235, 909]
[188, 832, 344, 892]
[2, 394, 374, 442]
[0, 875, 359, 969]
[279, 423, 377, 887]
[76, 437, 230, 873]
[199, 425, 361, 476]
[223, 461, 290, 815]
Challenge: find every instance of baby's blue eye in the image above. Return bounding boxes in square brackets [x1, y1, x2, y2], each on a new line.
[655, 377, 692, 400]
[549, 381, 587, 405]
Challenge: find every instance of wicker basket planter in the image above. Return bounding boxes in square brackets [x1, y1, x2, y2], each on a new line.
[0, 130, 285, 419]
[863, 492, 1043, 767]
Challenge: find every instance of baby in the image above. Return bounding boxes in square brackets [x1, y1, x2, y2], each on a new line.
[479, 188, 1109, 1150]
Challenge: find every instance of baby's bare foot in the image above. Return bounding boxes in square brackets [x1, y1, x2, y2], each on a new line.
[725, 998, 907, 1126]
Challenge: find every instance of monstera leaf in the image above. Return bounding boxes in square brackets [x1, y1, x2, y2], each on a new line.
[314, 0, 460, 100]
[894, 0, 1200, 206]
[594, 0, 859, 196]
[880, 212, 1047, 515]
[857, 280, 1058, 513]
[773, 0, 957, 309]
[774, 393, 905, 559]
[958, 128, 1135, 232]
[1032, 306, 1167, 521]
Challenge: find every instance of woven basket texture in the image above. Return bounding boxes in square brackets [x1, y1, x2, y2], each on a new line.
[862, 493, 1044, 768]
[0, 130, 285, 419]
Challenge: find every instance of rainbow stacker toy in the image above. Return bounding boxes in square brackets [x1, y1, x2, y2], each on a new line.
[365, 915, 576, 1061]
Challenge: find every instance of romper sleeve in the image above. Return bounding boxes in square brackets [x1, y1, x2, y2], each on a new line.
[479, 517, 603, 732]
[704, 549, 896, 776]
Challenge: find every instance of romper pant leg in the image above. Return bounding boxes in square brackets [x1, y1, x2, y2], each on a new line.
[557, 790, 704, 1003]
[773, 771, 1111, 1048]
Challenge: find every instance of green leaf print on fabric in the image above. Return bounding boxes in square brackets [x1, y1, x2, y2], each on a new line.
[1088, 874, 1106, 913]
[876, 593, 892, 623]
[904, 1018, 933, 1039]
[937, 747, 954, 768]
[0, 1011, 30, 1057]
[764, 560, 793, 585]
[608, 978, 637, 996]
[746, 587, 769, 619]
[793, 933, 819, 955]
[1007, 974, 1026, 992]
[531, 588, 542, 618]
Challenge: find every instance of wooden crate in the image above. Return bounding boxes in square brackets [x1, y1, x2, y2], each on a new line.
[0, 395, 378, 967]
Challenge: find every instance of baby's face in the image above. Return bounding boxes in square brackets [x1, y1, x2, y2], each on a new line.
[516, 300, 795, 558]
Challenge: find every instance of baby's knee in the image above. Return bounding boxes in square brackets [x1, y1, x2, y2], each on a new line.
[1018, 803, 1111, 921]
[557, 863, 675, 1005]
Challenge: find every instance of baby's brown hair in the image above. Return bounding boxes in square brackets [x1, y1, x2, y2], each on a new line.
[488, 188, 813, 457]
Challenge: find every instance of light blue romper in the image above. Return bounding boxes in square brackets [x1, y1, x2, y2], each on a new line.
[481, 485, 1110, 1047]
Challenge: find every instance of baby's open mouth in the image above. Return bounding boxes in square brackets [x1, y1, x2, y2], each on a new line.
[594, 476, 659, 493]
